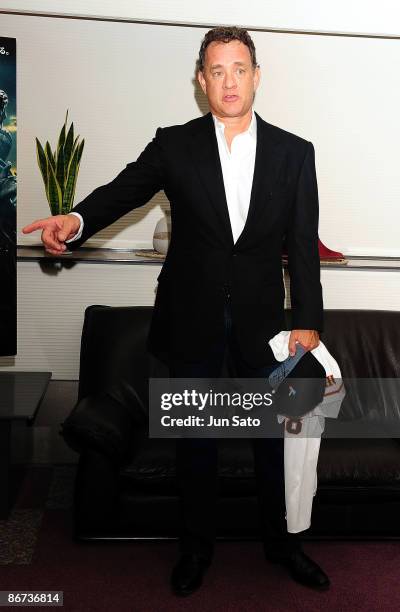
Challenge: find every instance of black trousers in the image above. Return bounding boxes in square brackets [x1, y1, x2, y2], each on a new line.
[169, 295, 323, 562]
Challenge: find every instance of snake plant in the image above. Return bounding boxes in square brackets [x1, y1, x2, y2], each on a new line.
[35, 109, 85, 215]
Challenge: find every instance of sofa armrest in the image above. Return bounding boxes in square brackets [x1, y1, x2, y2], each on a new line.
[60, 391, 145, 463]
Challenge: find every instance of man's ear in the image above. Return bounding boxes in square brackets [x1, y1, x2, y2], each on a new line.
[253, 65, 261, 93]
[197, 70, 207, 95]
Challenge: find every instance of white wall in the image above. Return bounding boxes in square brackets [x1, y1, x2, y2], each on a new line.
[3, 0, 400, 37]
[0, 262, 398, 379]
[1, 11, 399, 255]
[0, 4, 399, 377]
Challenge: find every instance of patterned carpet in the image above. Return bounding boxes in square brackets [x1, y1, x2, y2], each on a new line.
[0, 509, 43, 565]
[0, 465, 76, 565]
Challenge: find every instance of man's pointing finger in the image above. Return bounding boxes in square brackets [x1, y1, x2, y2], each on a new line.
[21, 220, 46, 234]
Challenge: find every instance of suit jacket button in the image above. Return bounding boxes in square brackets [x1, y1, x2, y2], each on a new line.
[222, 284, 231, 298]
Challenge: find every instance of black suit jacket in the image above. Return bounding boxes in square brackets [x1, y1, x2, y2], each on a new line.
[70, 111, 323, 367]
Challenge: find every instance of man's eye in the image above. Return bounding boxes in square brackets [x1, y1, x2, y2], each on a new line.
[212, 72, 222, 77]
[237, 68, 245, 75]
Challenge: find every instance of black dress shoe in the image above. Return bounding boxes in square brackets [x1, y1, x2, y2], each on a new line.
[267, 549, 330, 590]
[170, 553, 211, 596]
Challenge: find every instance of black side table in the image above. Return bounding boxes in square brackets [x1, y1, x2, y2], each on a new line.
[0, 371, 51, 518]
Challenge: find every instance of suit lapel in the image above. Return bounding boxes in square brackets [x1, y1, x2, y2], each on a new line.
[188, 111, 284, 248]
[235, 112, 284, 248]
[189, 112, 234, 245]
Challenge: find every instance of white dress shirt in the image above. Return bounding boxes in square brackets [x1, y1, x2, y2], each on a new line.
[65, 210, 84, 243]
[212, 109, 257, 243]
[66, 109, 257, 245]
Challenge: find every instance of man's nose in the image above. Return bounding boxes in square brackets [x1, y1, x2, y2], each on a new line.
[223, 72, 237, 89]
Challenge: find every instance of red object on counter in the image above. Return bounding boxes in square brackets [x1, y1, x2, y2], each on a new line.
[282, 238, 345, 260]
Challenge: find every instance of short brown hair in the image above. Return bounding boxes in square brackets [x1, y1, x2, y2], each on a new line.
[197, 26, 258, 73]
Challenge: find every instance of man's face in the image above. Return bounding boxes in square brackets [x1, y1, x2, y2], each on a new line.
[197, 39, 260, 120]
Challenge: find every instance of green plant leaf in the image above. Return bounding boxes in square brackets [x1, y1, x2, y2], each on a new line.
[58, 109, 68, 152]
[64, 121, 74, 169]
[45, 141, 56, 170]
[47, 157, 63, 215]
[63, 145, 80, 213]
[35, 137, 48, 187]
[67, 135, 80, 169]
[58, 110, 70, 177]
[56, 124, 66, 174]
[56, 144, 65, 193]
[77, 139, 85, 165]
[57, 125, 65, 156]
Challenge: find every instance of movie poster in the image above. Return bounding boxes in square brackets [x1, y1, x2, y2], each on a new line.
[0, 37, 17, 356]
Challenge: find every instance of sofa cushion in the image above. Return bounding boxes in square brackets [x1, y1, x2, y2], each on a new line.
[317, 438, 400, 485]
[119, 436, 400, 496]
[60, 392, 145, 463]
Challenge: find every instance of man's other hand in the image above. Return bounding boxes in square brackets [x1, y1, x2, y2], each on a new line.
[22, 214, 81, 255]
[288, 329, 320, 356]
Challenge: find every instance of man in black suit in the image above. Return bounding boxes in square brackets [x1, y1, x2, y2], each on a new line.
[23, 26, 329, 595]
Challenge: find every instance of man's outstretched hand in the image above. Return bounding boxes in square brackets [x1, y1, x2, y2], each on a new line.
[22, 214, 80, 255]
[288, 329, 320, 356]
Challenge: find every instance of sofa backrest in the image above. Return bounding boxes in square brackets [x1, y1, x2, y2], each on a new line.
[318, 310, 400, 378]
[78, 306, 400, 414]
[77, 305, 158, 409]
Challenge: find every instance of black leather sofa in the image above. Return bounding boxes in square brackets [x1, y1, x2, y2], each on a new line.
[61, 306, 400, 541]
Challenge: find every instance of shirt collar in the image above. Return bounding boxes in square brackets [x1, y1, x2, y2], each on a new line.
[212, 109, 257, 143]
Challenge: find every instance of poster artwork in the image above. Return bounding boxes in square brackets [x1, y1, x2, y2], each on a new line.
[0, 37, 17, 356]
